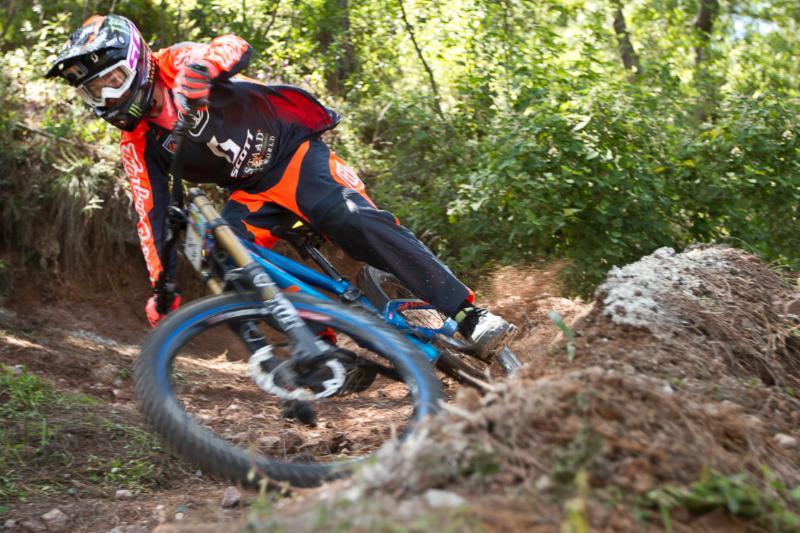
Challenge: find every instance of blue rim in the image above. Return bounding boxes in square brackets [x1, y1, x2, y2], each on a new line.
[156, 298, 432, 410]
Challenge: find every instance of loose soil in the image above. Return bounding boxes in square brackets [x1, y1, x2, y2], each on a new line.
[1, 245, 799, 532]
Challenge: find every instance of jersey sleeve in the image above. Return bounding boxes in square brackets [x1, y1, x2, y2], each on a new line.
[201, 35, 253, 80]
[154, 35, 252, 87]
[120, 125, 172, 287]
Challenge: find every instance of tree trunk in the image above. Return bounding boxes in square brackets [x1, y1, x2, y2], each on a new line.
[691, 0, 720, 122]
[0, 0, 19, 44]
[611, 0, 641, 78]
[397, 0, 445, 120]
[692, 0, 718, 65]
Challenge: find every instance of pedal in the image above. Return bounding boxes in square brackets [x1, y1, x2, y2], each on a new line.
[281, 399, 317, 427]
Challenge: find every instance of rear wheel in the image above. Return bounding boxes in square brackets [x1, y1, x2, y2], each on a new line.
[134, 291, 443, 488]
[356, 266, 520, 384]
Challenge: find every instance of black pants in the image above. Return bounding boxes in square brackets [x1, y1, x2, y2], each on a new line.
[221, 139, 472, 316]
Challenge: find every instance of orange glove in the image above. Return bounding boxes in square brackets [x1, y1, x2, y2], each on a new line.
[145, 291, 181, 328]
[173, 60, 220, 114]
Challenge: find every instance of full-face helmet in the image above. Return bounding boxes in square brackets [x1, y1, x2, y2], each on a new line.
[46, 14, 156, 132]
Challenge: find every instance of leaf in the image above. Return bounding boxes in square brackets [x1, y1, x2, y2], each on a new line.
[548, 310, 576, 362]
[572, 115, 592, 132]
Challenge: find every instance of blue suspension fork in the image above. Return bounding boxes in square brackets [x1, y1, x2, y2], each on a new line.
[243, 240, 442, 363]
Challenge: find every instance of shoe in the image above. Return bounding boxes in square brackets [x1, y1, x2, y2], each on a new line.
[457, 307, 518, 360]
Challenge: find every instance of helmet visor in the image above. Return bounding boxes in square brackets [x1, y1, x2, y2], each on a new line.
[76, 60, 135, 109]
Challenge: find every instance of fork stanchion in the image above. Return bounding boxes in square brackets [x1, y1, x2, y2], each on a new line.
[188, 189, 286, 306]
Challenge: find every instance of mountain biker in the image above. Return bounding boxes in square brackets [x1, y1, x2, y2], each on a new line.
[46, 14, 517, 359]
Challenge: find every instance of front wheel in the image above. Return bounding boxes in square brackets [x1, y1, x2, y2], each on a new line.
[134, 291, 443, 488]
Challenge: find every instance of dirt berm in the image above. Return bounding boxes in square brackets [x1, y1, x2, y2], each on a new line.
[3, 245, 799, 531]
[265, 245, 800, 531]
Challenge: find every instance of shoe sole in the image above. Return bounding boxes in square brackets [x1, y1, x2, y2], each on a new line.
[476, 324, 519, 361]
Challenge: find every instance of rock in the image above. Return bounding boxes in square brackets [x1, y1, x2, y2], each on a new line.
[109, 526, 148, 533]
[4, 519, 17, 529]
[21, 519, 46, 531]
[221, 486, 241, 508]
[115, 489, 134, 500]
[423, 489, 465, 508]
[41, 508, 68, 529]
[175, 504, 188, 521]
[775, 433, 797, 448]
[92, 363, 117, 383]
[153, 504, 167, 524]
[112, 388, 132, 401]
[112, 378, 125, 388]
[10, 364, 24, 375]
[342, 486, 363, 502]
[535, 475, 552, 491]
[396, 498, 421, 520]
[152, 526, 181, 533]
[257, 436, 281, 449]
[785, 299, 800, 317]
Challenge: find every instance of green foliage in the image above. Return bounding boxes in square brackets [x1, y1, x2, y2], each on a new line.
[647, 469, 800, 532]
[548, 310, 577, 361]
[554, 425, 603, 488]
[463, 446, 500, 479]
[0, 365, 176, 502]
[2, 0, 799, 292]
[0, 28, 130, 277]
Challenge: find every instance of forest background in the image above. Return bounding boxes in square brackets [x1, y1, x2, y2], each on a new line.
[0, 0, 798, 295]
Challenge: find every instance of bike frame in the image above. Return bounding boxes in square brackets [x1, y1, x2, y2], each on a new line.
[185, 198, 458, 363]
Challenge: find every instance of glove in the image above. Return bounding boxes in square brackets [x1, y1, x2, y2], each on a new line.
[173, 60, 220, 115]
[145, 290, 181, 328]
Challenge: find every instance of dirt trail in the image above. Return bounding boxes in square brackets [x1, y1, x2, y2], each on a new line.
[1, 245, 799, 531]
[1, 258, 554, 532]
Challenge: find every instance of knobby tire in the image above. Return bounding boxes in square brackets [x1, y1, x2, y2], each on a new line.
[134, 291, 443, 488]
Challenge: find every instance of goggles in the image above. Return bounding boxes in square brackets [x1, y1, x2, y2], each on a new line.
[75, 59, 136, 109]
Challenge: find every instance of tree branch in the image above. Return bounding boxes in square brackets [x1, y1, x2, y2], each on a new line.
[263, 0, 281, 38]
[692, 0, 719, 65]
[611, 0, 641, 78]
[12, 122, 100, 154]
[1, 0, 19, 43]
[397, 0, 445, 120]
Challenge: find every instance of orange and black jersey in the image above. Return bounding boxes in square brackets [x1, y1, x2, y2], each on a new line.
[133, 81, 339, 187]
[119, 35, 339, 286]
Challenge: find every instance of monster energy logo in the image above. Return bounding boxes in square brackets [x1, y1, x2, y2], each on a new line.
[129, 104, 142, 117]
[107, 17, 128, 33]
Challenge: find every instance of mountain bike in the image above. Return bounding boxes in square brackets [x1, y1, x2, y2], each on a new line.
[134, 107, 520, 489]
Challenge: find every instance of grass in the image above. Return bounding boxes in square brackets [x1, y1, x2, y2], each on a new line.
[647, 469, 800, 532]
[553, 424, 603, 489]
[0, 365, 182, 508]
[548, 310, 577, 362]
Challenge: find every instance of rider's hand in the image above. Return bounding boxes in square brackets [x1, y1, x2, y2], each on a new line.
[174, 60, 220, 115]
[145, 291, 181, 328]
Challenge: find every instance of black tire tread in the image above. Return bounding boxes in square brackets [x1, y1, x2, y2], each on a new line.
[134, 291, 442, 488]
